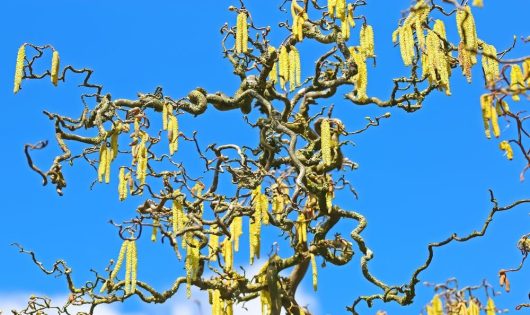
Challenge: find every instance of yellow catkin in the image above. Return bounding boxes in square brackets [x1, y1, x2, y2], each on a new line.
[172, 195, 186, 236]
[231, 216, 243, 251]
[110, 240, 129, 281]
[236, 12, 248, 53]
[490, 102, 500, 138]
[162, 102, 169, 130]
[398, 18, 415, 66]
[151, 217, 159, 242]
[185, 237, 200, 298]
[432, 295, 443, 315]
[347, 4, 355, 27]
[496, 99, 510, 116]
[211, 289, 221, 315]
[499, 141, 514, 160]
[425, 22, 451, 95]
[311, 253, 318, 291]
[360, 24, 375, 57]
[523, 58, 530, 85]
[110, 132, 119, 161]
[130, 240, 138, 294]
[480, 94, 493, 139]
[268, 46, 278, 84]
[118, 167, 127, 201]
[260, 194, 269, 225]
[51, 51, 60, 86]
[336, 0, 346, 21]
[98, 144, 108, 183]
[482, 43, 499, 87]
[413, 1, 430, 50]
[225, 300, 234, 315]
[124, 240, 132, 294]
[486, 298, 496, 315]
[328, 0, 336, 17]
[250, 186, 262, 264]
[510, 64, 524, 101]
[297, 213, 307, 244]
[321, 119, 332, 166]
[350, 48, 368, 100]
[209, 229, 219, 261]
[105, 147, 112, 183]
[341, 19, 350, 41]
[279, 46, 289, 89]
[223, 237, 233, 271]
[472, 0, 484, 7]
[13, 44, 25, 94]
[168, 114, 179, 155]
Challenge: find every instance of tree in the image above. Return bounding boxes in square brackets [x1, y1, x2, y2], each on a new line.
[4, 0, 530, 314]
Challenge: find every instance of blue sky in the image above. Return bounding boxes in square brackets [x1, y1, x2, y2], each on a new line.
[0, 0, 529, 314]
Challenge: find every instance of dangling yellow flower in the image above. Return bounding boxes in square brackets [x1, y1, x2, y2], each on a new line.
[51, 51, 60, 86]
[235, 12, 248, 54]
[510, 64, 524, 101]
[499, 141, 514, 160]
[360, 24, 375, 57]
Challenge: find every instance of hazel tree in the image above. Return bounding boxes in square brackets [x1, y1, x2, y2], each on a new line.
[10, 0, 530, 314]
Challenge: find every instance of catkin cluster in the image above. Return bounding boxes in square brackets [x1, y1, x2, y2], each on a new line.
[499, 141, 514, 160]
[51, 51, 60, 86]
[250, 185, 267, 264]
[393, 1, 429, 66]
[328, 0, 346, 21]
[510, 64, 525, 101]
[209, 289, 233, 315]
[481, 43, 499, 87]
[480, 94, 500, 139]
[278, 45, 301, 91]
[349, 47, 368, 100]
[424, 20, 452, 95]
[101, 240, 137, 295]
[13, 44, 26, 94]
[235, 12, 248, 54]
[291, 0, 308, 41]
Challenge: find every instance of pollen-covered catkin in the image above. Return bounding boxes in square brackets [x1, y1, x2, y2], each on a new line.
[250, 186, 262, 264]
[499, 141, 514, 160]
[328, 0, 336, 17]
[13, 44, 25, 94]
[168, 115, 179, 155]
[124, 240, 133, 294]
[297, 213, 307, 244]
[208, 229, 219, 261]
[130, 240, 138, 294]
[486, 298, 496, 315]
[351, 49, 368, 100]
[236, 12, 248, 54]
[268, 46, 278, 84]
[110, 132, 119, 161]
[480, 94, 493, 139]
[398, 19, 414, 66]
[279, 46, 289, 90]
[98, 144, 108, 183]
[360, 24, 375, 57]
[185, 237, 200, 298]
[118, 167, 127, 201]
[211, 289, 221, 315]
[321, 119, 332, 166]
[311, 254, 318, 291]
[51, 51, 60, 86]
[335, 0, 346, 21]
[110, 240, 129, 281]
[458, 41, 473, 82]
[223, 237, 233, 271]
[510, 64, 524, 101]
[162, 102, 169, 130]
[472, 0, 484, 8]
[231, 216, 243, 251]
[523, 58, 530, 85]
[291, 0, 306, 41]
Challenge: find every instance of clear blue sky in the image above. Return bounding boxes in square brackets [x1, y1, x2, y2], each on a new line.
[0, 1, 529, 314]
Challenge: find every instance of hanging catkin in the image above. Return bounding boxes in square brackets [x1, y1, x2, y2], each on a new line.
[311, 254, 318, 291]
[14, 44, 25, 94]
[267, 46, 278, 84]
[279, 46, 289, 90]
[321, 119, 332, 166]
[236, 12, 248, 53]
[249, 185, 262, 264]
[510, 64, 524, 101]
[51, 51, 60, 86]
[499, 141, 514, 160]
[360, 24, 375, 57]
